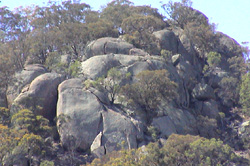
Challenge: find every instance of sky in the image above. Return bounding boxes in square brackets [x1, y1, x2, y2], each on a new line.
[1, 0, 249, 48]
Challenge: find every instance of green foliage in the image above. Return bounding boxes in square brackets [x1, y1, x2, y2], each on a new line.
[11, 109, 36, 132]
[0, 124, 23, 164]
[11, 109, 52, 137]
[206, 51, 221, 68]
[45, 52, 81, 78]
[162, 0, 207, 28]
[89, 67, 131, 104]
[147, 126, 160, 141]
[184, 22, 218, 58]
[203, 51, 221, 75]
[196, 115, 218, 138]
[228, 56, 247, 79]
[0, 107, 10, 125]
[219, 76, 240, 106]
[240, 73, 250, 114]
[122, 15, 165, 54]
[5, 133, 45, 165]
[66, 60, 81, 78]
[87, 134, 243, 166]
[101, 0, 134, 31]
[161, 49, 172, 63]
[122, 69, 177, 120]
[18, 133, 44, 156]
[40, 160, 55, 166]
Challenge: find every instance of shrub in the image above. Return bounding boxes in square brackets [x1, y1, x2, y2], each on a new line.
[89, 67, 131, 104]
[121, 69, 177, 122]
[87, 134, 244, 166]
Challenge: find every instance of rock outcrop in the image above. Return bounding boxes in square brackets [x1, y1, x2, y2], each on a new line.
[6, 64, 48, 106]
[153, 29, 179, 54]
[84, 37, 134, 60]
[81, 54, 121, 79]
[11, 73, 64, 121]
[57, 78, 143, 153]
[192, 83, 215, 101]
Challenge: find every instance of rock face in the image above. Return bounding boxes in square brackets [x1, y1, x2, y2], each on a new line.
[192, 83, 215, 101]
[84, 37, 134, 60]
[5, 23, 237, 159]
[154, 30, 179, 54]
[57, 78, 142, 153]
[194, 100, 219, 119]
[57, 78, 104, 150]
[81, 54, 121, 79]
[152, 116, 177, 138]
[217, 32, 241, 58]
[129, 48, 149, 56]
[6, 64, 48, 106]
[11, 73, 64, 121]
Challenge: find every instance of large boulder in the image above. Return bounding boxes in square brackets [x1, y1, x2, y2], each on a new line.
[192, 83, 215, 101]
[155, 104, 198, 136]
[81, 54, 121, 79]
[84, 37, 134, 60]
[176, 60, 200, 90]
[11, 73, 64, 121]
[129, 48, 149, 56]
[205, 68, 229, 88]
[101, 108, 141, 153]
[152, 116, 177, 138]
[217, 32, 241, 58]
[57, 78, 142, 152]
[6, 64, 48, 106]
[153, 29, 179, 54]
[194, 100, 219, 119]
[57, 79, 104, 151]
[81, 53, 189, 108]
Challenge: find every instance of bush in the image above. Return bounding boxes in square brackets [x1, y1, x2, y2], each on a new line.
[88, 67, 131, 105]
[87, 134, 244, 166]
[206, 51, 221, 68]
[40, 160, 55, 166]
[121, 69, 177, 122]
[240, 73, 250, 114]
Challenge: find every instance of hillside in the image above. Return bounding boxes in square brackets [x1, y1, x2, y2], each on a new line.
[0, 0, 250, 165]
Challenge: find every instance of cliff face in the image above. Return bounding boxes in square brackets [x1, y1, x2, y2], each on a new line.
[3, 25, 245, 159]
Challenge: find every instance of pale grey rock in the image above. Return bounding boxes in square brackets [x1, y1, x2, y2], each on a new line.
[176, 60, 200, 90]
[91, 132, 105, 158]
[102, 108, 139, 153]
[84, 37, 134, 60]
[152, 116, 177, 138]
[57, 78, 103, 151]
[172, 54, 181, 66]
[87, 87, 110, 105]
[160, 104, 198, 135]
[81, 54, 121, 79]
[129, 48, 148, 56]
[11, 73, 64, 121]
[113, 54, 142, 66]
[7, 64, 48, 106]
[205, 68, 229, 88]
[57, 78, 142, 152]
[154, 29, 179, 54]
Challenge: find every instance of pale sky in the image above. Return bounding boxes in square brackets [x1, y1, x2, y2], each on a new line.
[1, 0, 250, 48]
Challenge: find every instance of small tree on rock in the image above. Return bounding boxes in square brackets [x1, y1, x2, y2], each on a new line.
[90, 67, 131, 105]
[121, 69, 177, 122]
